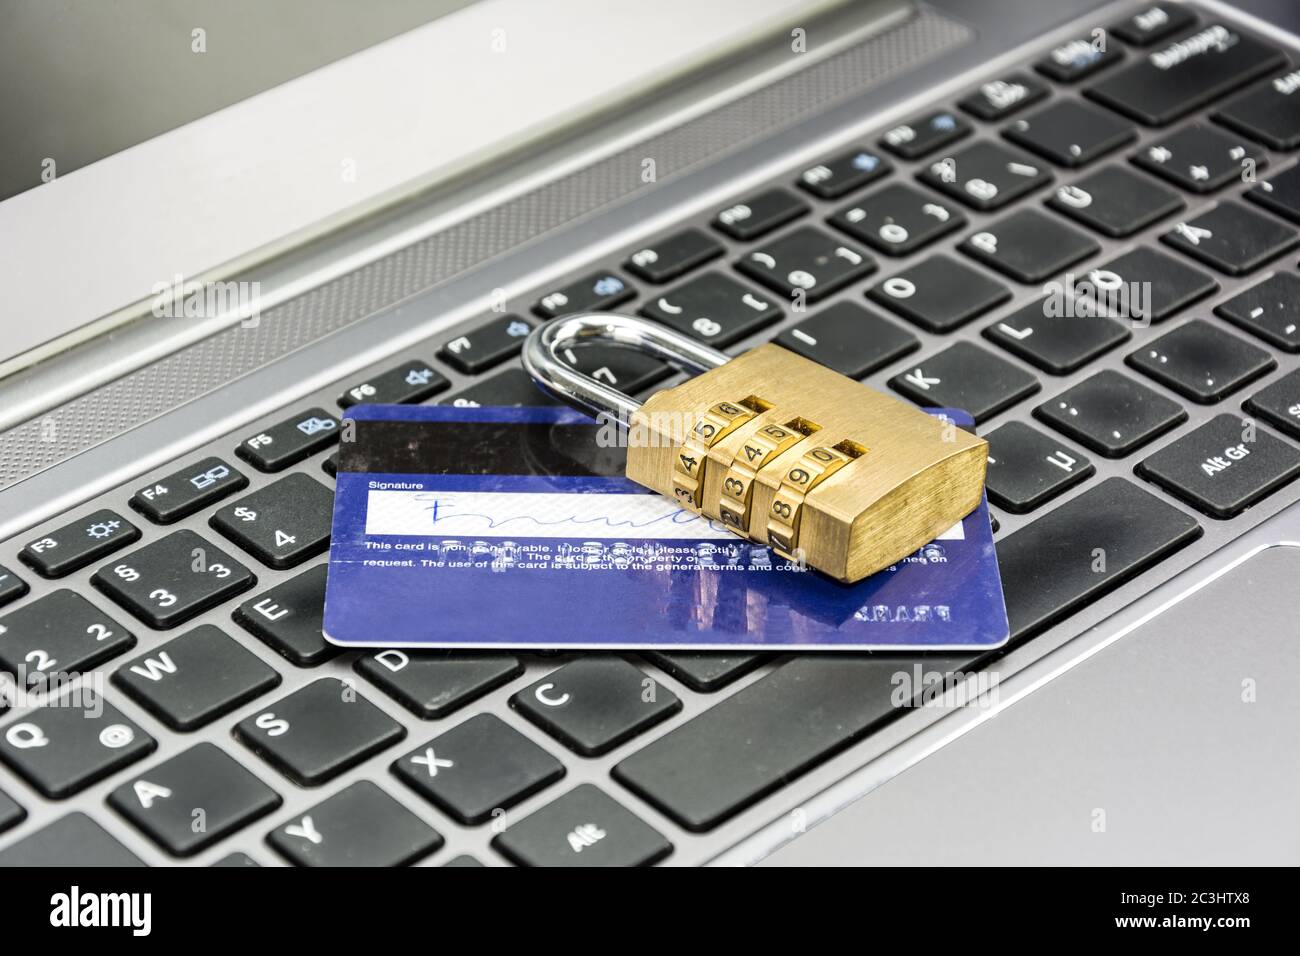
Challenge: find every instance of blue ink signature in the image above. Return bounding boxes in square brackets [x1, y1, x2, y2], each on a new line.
[412, 493, 723, 532]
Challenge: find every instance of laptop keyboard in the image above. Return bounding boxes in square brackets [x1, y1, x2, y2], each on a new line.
[3, 4, 1300, 866]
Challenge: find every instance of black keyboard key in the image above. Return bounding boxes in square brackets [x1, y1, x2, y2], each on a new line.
[0, 692, 154, 798]
[639, 272, 782, 346]
[712, 187, 809, 241]
[269, 780, 442, 867]
[322, 453, 338, 477]
[918, 140, 1052, 211]
[0, 812, 144, 867]
[0, 591, 134, 686]
[0, 565, 27, 610]
[997, 477, 1201, 640]
[492, 783, 671, 866]
[958, 73, 1049, 121]
[889, 341, 1040, 424]
[1127, 319, 1275, 403]
[338, 361, 447, 407]
[1077, 246, 1217, 323]
[19, 509, 140, 578]
[107, 743, 281, 856]
[1034, 369, 1187, 456]
[774, 302, 918, 378]
[828, 183, 965, 255]
[1086, 24, 1285, 126]
[1244, 368, 1300, 439]
[1246, 165, 1300, 224]
[211, 473, 333, 569]
[641, 651, 764, 692]
[1110, 5, 1197, 47]
[1215, 69, 1300, 149]
[1137, 414, 1300, 518]
[211, 852, 260, 867]
[1004, 100, 1136, 168]
[441, 367, 561, 407]
[112, 624, 280, 731]
[625, 228, 724, 283]
[532, 271, 635, 318]
[392, 713, 564, 824]
[438, 316, 534, 374]
[1047, 165, 1184, 237]
[613, 655, 968, 831]
[736, 227, 875, 303]
[443, 854, 484, 867]
[130, 457, 248, 524]
[1133, 124, 1265, 192]
[797, 147, 890, 199]
[1165, 202, 1300, 276]
[354, 648, 521, 718]
[865, 254, 1010, 333]
[0, 788, 22, 834]
[984, 421, 1095, 513]
[510, 658, 681, 757]
[237, 408, 340, 472]
[1035, 34, 1124, 83]
[234, 677, 404, 785]
[557, 342, 671, 396]
[1217, 273, 1300, 352]
[91, 530, 256, 629]
[880, 109, 972, 159]
[983, 297, 1131, 374]
[959, 209, 1100, 283]
[233, 564, 337, 666]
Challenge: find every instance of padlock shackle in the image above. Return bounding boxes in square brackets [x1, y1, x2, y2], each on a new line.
[522, 312, 730, 427]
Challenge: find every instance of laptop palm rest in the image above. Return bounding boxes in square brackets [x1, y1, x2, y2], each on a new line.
[762, 544, 1300, 865]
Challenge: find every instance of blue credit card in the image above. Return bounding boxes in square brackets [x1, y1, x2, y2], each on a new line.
[323, 404, 1008, 650]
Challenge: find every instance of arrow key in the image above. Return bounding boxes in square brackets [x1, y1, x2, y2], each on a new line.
[107, 742, 281, 856]
[392, 713, 564, 824]
[888, 341, 1040, 424]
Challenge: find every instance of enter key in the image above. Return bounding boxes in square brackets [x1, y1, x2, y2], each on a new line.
[1137, 414, 1300, 519]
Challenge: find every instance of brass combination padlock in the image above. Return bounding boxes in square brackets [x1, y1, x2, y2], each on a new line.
[523, 313, 987, 583]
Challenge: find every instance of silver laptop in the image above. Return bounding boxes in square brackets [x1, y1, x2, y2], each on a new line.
[1, 0, 1298, 867]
